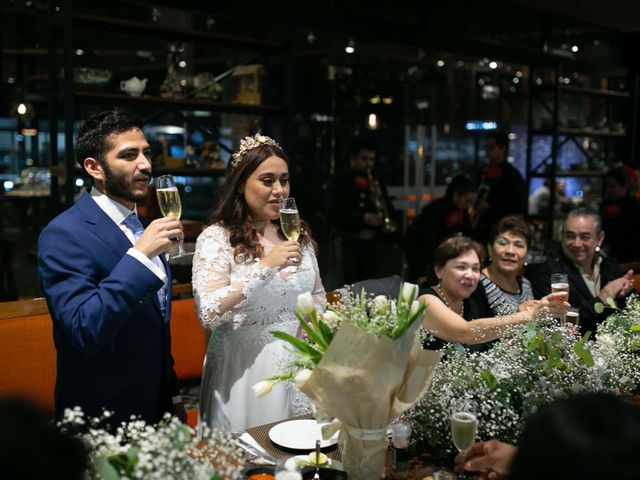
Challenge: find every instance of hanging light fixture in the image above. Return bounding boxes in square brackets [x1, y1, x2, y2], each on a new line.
[345, 38, 355, 54]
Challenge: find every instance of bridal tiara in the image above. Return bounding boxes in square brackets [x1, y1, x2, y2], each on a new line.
[231, 133, 280, 168]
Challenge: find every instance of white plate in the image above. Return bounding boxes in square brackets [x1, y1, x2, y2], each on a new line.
[268, 419, 339, 450]
[285, 455, 343, 471]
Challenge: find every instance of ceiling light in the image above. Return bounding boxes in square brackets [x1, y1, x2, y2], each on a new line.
[382, 96, 393, 105]
[17, 103, 27, 115]
[436, 60, 445, 67]
[75, 49, 84, 56]
[571, 45, 579, 53]
[178, 60, 187, 68]
[307, 31, 316, 45]
[345, 38, 355, 54]
[367, 113, 378, 130]
[370, 96, 381, 104]
[513, 77, 519, 84]
[515, 71, 523, 77]
[489, 61, 498, 69]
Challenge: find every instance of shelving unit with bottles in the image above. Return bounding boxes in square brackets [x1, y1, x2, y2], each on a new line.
[525, 64, 633, 239]
[48, 4, 290, 216]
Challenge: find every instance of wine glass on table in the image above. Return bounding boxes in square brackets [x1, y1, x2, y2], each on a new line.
[551, 273, 569, 321]
[450, 398, 478, 479]
[155, 174, 188, 259]
[279, 197, 304, 271]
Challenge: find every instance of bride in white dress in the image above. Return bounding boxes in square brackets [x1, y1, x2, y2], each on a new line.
[192, 134, 326, 433]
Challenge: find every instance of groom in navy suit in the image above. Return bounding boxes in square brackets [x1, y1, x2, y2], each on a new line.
[38, 109, 186, 427]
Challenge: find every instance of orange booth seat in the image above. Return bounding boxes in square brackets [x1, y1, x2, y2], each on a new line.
[0, 295, 205, 426]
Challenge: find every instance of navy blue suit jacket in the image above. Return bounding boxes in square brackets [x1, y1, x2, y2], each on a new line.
[38, 191, 178, 427]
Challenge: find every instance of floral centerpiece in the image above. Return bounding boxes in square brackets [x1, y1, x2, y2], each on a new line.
[261, 283, 442, 480]
[408, 296, 640, 462]
[592, 294, 640, 393]
[58, 409, 244, 480]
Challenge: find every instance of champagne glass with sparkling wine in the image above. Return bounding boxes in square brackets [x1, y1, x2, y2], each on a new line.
[279, 197, 303, 270]
[551, 273, 569, 321]
[155, 174, 187, 258]
[450, 398, 478, 478]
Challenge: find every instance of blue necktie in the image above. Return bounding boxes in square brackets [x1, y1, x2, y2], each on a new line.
[123, 213, 167, 315]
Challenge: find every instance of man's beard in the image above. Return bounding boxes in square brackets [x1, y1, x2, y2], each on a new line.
[102, 161, 149, 202]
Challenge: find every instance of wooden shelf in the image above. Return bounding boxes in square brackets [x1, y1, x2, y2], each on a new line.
[530, 171, 605, 178]
[534, 85, 629, 98]
[68, 13, 285, 52]
[73, 91, 285, 115]
[153, 167, 226, 177]
[533, 128, 627, 138]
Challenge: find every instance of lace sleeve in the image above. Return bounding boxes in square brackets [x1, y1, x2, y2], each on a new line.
[306, 244, 327, 312]
[192, 225, 277, 329]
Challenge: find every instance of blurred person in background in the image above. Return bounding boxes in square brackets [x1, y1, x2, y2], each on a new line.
[472, 131, 527, 244]
[326, 138, 399, 284]
[455, 392, 640, 480]
[403, 175, 476, 283]
[0, 398, 87, 480]
[599, 166, 640, 263]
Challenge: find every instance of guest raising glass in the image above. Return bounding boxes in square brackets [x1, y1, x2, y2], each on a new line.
[419, 236, 568, 348]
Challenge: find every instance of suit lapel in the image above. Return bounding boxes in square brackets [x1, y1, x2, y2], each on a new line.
[568, 268, 594, 300]
[77, 191, 168, 321]
[77, 191, 131, 257]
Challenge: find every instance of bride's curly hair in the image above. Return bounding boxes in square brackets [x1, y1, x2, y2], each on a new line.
[208, 142, 317, 263]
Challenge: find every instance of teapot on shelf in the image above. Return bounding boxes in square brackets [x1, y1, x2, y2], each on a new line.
[120, 76, 147, 96]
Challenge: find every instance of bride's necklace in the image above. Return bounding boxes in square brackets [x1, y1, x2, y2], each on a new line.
[434, 284, 464, 317]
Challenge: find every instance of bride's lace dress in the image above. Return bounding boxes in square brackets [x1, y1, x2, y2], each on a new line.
[192, 224, 326, 432]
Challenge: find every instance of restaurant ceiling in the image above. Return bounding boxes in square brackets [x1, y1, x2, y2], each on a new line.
[507, 0, 640, 33]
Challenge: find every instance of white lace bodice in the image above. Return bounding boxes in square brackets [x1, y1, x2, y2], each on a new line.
[192, 224, 326, 334]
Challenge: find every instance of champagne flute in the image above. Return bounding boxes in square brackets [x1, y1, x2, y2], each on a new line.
[279, 197, 303, 271]
[450, 398, 478, 478]
[551, 273, 569, 300]
[551, 273, 569, 321]
[565, 307, 580, 328]
[155, 174, 188, 258]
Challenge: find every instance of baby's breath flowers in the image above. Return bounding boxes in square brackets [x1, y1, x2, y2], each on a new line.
[407, 320, 622, 462]
[591, 294, 640, 393]
[58, 409, 244, 479]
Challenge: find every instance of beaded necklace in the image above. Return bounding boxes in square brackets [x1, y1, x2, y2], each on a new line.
[434, 284, 464, 317]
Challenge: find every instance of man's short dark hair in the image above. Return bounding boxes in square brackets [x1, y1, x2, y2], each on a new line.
[75, 109, 144, 167]
[445, 175, 476, 200]
[486, 131, 509, 149]
[350, 137, 378, 158]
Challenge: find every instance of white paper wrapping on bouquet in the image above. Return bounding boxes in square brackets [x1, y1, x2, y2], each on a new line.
[300, 321, 442, 480]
